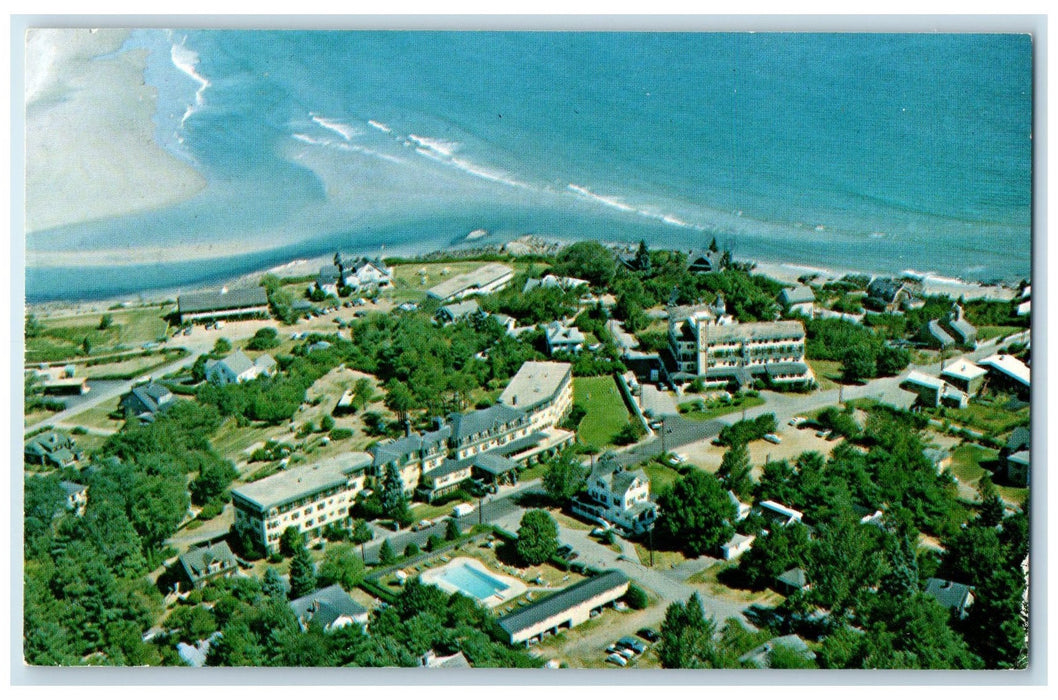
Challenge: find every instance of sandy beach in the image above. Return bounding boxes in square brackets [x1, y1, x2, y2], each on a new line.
[24, 28, 206, 234]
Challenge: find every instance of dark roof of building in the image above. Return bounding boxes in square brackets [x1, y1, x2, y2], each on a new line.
[1007, 426, 1031, 452]
[317, 265, 342, 285]
[179, 541, 237, 582]
[868, 278, 907, 303]
[686, 250, 719, 271]
[497, 570, 629, 636]
[25, 431, 75, 455]
[178, 287, 268, 314]
[424, 457, 475, 480]
[589, 460, 646, 496]
[924, 578, 974, 611]
[780, 285, 816, 305]
[437, 300, 482, 321]
[372, 426, 451, 466]
[60, 480, 87, 497]
[289, 584, 368, 628]
[764, 362, 811, 377]
[449, 404, 526, 442]
[123, 381, 174, 415]
[777, 567, 808, 590]
[472, 452, 520, 476]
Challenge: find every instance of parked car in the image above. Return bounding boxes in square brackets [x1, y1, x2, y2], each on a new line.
[617, 636, 646, 654]
[413, 519, 433, 532]
[590, 526, 612, 537]
[763, 433, 782, 444]
[816, 429, 832, 439]
[666, 452, 686, 466]
[615, 647, 636, 660]
[789, 416, 806, 427]
[637, 628, 661, 643]
[606, 653, 628, 667]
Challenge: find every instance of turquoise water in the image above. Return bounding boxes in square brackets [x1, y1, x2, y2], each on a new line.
[26, 32, 1033, 300]
[434, 562, 509, 601]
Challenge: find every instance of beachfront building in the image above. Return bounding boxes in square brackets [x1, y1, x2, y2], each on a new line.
[779, 285, 817, 317]
[313, 257, 393, 297]
[758, 500, 804, 528]
[231, 452, 372, 553]
[686, 249, 723, 274]
[942, 304, 977, 348]
[498, 361, 574, 434]
[177, 287, 270, 325]
[25, 431, 83, 469]
[941, 358, 988, 396]
[866, 278, 913, 313]
[522, 274, 589, 294]
[120, 381, 175, 420]
[204, 350, 277, 386]
[571, 454, 657, 536]
[1003, 427, 1031, 486]
[921, 319, 956, 350]
[667, 304, 813, 389]
[978, 353, 1031, 399]
[435, 299, 483, 325]
[924, 578, 975, 619]
[289, 584, 369, 632]
[497, 570, 630, 646]
[178, 541, 239, 590]
[371, 425, 452, 498]
[901, 371, 969, 409]
[544, 321, 586, 356]
[722, 532, 756, 560]
[426, 263, 514, 302]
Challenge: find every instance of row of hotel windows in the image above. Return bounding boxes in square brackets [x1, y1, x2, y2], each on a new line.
[264, 481, 362, 517]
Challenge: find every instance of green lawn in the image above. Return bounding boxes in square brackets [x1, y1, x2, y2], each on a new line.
[642, 462, 681, 494]
[936, 399, 1030, 435]
[807, 359, 843, 391]
[678, 395, 765, 422]
[572, 376, 632, 448]
[27, 306, 172, 363]
[950, 443, 1027, 506]
[977, 325, 1025, 342]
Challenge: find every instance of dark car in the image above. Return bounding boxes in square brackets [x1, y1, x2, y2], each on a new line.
[556, 544, 578, 562]
[616, 636, 646, 654]
[637, 628, 661, 643]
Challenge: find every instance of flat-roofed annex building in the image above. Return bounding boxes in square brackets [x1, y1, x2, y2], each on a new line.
[498, 361, 573, 434]
[426, 263, 514, 302]
[231, 452, 372, 553]
[178, 287, 270, 324]
[497, 570, 629, 646]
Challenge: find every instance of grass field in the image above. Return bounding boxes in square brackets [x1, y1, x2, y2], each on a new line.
[386, 260, 547, 303]
[27, 306, 172, 363]
[572, 376, 632, 448]
[977, 325, 1026, 342]
[642, 462, 681, 494]
[807, 359, 843, 391]
[936, 398, 1030, 435]
[678, 395, 765, 422]
[949, 443, 1027, 506]
[66, 402, 124, 432]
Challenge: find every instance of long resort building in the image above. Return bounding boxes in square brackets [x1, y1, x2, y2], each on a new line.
[426, 263, 514, 302]
[178, 287, 270, 325]
[497, 570, 630, 646]
[231, 452, 372, 553]
[668, 304, 813, 389]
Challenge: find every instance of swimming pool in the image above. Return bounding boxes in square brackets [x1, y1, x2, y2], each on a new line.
[436, 561, 510, 600]
[421, 557, 526, 607]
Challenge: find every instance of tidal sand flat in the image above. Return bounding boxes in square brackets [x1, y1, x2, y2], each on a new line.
[24, 28, 206, 234]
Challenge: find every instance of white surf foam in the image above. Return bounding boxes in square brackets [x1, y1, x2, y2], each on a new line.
[450, 158, 530, 190]
[170, 40, 210, 123]
[310, 114, 359, 141]
[568, 183, 704, 230]
[367, 119, 392, 133]
[408, 134, 460, 158]
[567, 184, 636, 213]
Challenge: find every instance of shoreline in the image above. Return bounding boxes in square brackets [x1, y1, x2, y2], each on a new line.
[25, 233, 1019, 315]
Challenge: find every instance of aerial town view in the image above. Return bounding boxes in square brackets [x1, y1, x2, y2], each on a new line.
[20, 28, 1032, 672]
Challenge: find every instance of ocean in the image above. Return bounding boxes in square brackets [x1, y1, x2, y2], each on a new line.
[25, 31, 1033, 301]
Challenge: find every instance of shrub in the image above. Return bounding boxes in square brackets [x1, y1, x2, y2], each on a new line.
[625, 583, 649, 610]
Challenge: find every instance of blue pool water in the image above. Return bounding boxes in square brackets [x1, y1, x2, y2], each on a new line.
[435, 562, 510, 601]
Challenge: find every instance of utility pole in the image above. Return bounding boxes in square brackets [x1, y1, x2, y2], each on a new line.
[478, 495, 484, 527]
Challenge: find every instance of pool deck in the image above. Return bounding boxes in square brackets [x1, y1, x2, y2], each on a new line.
[419, 557, 527, 608]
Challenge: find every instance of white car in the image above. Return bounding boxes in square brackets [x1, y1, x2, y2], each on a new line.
[606, 653, 628, 667]
[763, 433, 782, 444]
[666, 453, 687, 466]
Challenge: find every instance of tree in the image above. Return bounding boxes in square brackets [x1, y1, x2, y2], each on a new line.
[25, 313, 44, 338]
[279, 526, 305, 558]
[378, 539, 397, 566]
[552, 241, 617, 287]
[81, 336, 92, 355]
[444, 518, 461, 541]
[625, 583, 649, 610]
[246, 327, 280, 350]
[718, 442, 752, 498]
[404, 542, 421, 558]
[425, 534, 443, 552]
[98, 313, 114, 330]
[288, 545, 317, 599]
[876, 345, 911, 376]
[262, 567, 287, 599]
[962, 567, 1027, 668]
[384, 380, 415, 425]
[189, 457, 238, 506]
[352, 378, 374, 411]
[841, 344, 877, 383]
[213, 337, 232, 355]
[380, 464, 411, 526]
[542, 451, 588, 504]
[515, 509, 559, 565]
[658, 594, 725, 668]
[634, 239, 652, 274]
[351, 519, 373, 545]
[318, 544, 365, 591]
[320, 414, 336, 432]
[656, 471, 736, 556]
